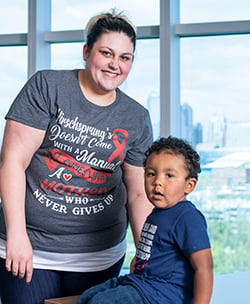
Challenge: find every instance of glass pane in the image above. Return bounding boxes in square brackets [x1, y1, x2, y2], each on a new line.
[0, 0, 27, 34]
[181, 35, 250, 302]
[52, 0, 159, 31]
[0, 47, 27, 144]
[51, 43, 84, 70]
[51, 39, 160, 141]
[181, 0, 250, 23]
[121, 39, 160, 140]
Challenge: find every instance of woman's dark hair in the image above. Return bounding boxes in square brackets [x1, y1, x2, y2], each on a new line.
[85, 9, 136, 53]
[144, 136, 201, 180]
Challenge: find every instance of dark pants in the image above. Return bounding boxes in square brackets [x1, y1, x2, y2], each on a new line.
[77, 276, 150, 304]
[0, 256, 124, 304]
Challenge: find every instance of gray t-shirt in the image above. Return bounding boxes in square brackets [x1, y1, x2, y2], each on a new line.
[0, 69, 153, 253]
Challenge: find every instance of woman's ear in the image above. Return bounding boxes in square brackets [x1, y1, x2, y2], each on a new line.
[83, 44, 89, 61]
[185, 178, 197, 195]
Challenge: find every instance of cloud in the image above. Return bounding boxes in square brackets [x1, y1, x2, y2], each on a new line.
[181, 34, 250, 125]
[0, 2, 27, 33]
[181, 0, 250, 22]
[52, 0, 158, 30]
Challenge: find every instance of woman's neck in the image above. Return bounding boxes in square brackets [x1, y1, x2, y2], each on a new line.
[78, 69, 116, 106]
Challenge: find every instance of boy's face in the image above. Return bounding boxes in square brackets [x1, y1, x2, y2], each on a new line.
[144, 151, 197, 209]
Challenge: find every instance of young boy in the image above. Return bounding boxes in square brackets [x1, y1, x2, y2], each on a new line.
[77, 136, 214, 304]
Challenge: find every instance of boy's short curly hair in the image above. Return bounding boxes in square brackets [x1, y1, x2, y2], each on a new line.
[144, 136, 201, 180]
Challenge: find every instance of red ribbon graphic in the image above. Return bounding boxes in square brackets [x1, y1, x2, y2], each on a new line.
[108, 129, 128, 164]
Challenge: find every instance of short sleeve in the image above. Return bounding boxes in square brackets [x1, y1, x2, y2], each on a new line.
[124, 109, 153, 167]
[6, 71, 51, 130]
[174, 208, 211, 257]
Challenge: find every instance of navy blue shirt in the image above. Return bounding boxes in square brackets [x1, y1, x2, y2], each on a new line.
[128, 201, 211, 304]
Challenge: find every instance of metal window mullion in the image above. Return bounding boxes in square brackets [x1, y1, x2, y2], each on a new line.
[175, 20, 250, 37]
[160, 0, 180, 137]
[28, 0, 51, 77]
[42, 25, 160, 44]
[0, 34, 27, 46]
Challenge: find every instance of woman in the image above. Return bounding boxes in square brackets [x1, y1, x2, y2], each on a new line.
[0, 9, 153, 304]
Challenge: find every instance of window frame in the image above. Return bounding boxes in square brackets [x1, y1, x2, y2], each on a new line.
[1, 0, 250, 137]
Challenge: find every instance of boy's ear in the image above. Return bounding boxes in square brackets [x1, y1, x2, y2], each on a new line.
[185, 178, 197, 195]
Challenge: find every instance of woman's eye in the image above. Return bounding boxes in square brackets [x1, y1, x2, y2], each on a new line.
[101, 51, 111, 57]
[166, 174, 173, 178]
[121, 55, 130, 61]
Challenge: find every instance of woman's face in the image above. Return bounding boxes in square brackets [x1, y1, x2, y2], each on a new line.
[83, 32, 134, 94]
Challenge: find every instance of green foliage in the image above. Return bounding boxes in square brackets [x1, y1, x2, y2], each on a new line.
[209, 213, 250, 274]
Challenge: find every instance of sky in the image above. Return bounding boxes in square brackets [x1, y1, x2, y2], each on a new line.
[1, 0, 250, 142]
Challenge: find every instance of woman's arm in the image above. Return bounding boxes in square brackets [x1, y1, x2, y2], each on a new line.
[0, 119, 46, 284]
[122, 162, 153, 269]
[189, 248, 214, 304]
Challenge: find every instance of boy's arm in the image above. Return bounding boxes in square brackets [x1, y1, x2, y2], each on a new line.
[189, 248, 214, 304]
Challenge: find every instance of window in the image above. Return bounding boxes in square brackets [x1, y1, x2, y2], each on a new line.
[180, 2, 250, 301]
[0, 0, 27, 143]
[181, 35, 250, 148]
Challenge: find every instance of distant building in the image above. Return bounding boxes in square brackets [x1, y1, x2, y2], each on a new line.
[203, 151, 250, 185]
[181, 103, 193, 144]
[207, 114, 226, 148]
[193, 122, 203, 146]
[146, 97, 206, 146]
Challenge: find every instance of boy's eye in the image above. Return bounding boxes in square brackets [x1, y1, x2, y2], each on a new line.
[166, 173, 173, 178]
[146, 171, 155, 177]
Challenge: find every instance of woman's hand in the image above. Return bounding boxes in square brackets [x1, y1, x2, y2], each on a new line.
[6, 231, 33, 284]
